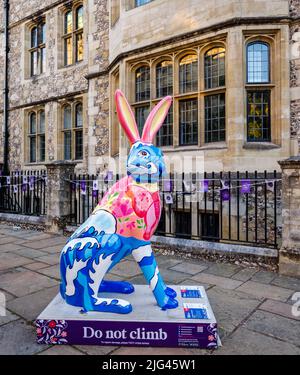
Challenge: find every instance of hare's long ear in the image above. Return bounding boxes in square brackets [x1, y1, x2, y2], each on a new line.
[141, 96, 172, 143]
[115, 89, 140, 144]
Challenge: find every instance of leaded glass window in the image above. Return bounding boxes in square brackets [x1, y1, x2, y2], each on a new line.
[179, 99, 198, 145]
[63, 5, 84, 66]
[135, 66, 150, 102]
[179, 54, 198, 94]
[156, 61, 173, 98]
[30, 22, 46, 76]
[247, 42, 270, 84]
[205, 94, 226, 143]
[204, 47, 225, 89]
[247, 91, 271, 142]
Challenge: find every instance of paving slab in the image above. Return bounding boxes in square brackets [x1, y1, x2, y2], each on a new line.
[155, 257, 184, 269]
[237, 281, 294, 302]
[271, 275, 300, 291]
[157, 268, 190, 284]
[0, 310, 20, 327]
[205, 263, 241, 278]
[23, 262, 50, 271]
[38, 244, 64, 254]
[191, 273, 243, 290]
[0, 269, 58, 297]
[37, 265, 60, 280]
[259, 299, 300, 321]
[0, 236, 23, 245]
[180, 278, 213, 291]
[22, 237, 66, 250]
[245, 310, 300, 348]
[169, 261, 208, 275]
[74, 345, 117, 355]
[12, 248, 48, 259]
[215, 327, 300, 355]
[36, 254, 60, 266]
[232, 268, 258, 282]
[110, 260, 142, 278]
[38, 346, 84, 355]
[250, 270, 276, 284]
[0, 243, 26, 252]
[206, 287, 263, 337]
[0, 252, 33, 271]
[111, 347, 195, 355]
[8, 285, 59, 321]
[0, 319, 45, 355]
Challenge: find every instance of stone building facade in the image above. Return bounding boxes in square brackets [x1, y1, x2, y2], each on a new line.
[0, 0, 109, 174]
[0, 0, 299, 175]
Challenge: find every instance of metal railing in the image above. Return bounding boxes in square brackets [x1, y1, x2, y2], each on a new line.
[67, 171, 282, 249]
[0, 170, 47, 216]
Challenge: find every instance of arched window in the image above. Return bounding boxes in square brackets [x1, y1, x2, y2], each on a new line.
[204, 47, 225, 89]
[63, 4, 84, 66]
[62, 103, 84, 160]
[179, 54, 198, 93]
[28, 111, 45, 163]
[156, 60, 173, 98]
[39, 110, 46, 162]
[75, 103, 83, 160]
[29, 113, 37, 163]
[135, 66, 150, 102]
[156, 105, 173, 147]
[247, 42, 270, 83]
[30, 21, 46, 76]
[63, 105, 72, 160]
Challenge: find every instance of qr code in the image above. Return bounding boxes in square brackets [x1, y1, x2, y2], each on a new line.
[197, 326, 203, 333]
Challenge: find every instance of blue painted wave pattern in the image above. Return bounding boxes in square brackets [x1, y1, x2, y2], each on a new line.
[60, 223, 178, 314]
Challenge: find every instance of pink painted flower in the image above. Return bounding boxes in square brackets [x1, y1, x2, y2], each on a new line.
[208, 335, 215, 342]
[36, 328, 42, 334]
[112, 200, 133, 217]
[61, 331, 67, 337]
[51, 337, 58, 343]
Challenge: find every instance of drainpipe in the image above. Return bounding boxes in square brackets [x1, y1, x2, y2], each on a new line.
[2, 0, 9, 176]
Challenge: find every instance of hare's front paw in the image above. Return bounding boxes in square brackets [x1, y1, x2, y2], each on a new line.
[165, 286, 177, 299]
[161, 297, 178, 310]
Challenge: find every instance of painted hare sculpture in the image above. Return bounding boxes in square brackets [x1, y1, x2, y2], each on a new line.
[60, 90, 178, 314]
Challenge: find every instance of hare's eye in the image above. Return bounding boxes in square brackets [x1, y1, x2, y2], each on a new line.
[138, 150, 149, 158]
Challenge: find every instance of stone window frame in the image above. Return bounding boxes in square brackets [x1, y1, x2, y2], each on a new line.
[127, 41, 227, 149]
[25, 17, 46, 79]
[244, 34, 278, 145]
[125, 0, 154, 10]
[59, 99, 84, 162]
[59, 1, 84, 68]
[25, 107, 47, 164]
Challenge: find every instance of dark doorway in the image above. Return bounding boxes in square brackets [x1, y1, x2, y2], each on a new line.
[175, 211, 192, 239]
[201, 213, 220, 241]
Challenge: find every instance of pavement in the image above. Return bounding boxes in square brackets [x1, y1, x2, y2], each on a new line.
[0, 224, 299, 355]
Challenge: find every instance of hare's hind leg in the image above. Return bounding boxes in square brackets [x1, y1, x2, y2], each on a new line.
[132, 244, 178, 310]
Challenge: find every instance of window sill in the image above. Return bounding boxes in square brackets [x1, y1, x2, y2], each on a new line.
[161, 142, 227, 152]
[59, 60, 85, 71]
[24, 162, 46, 167]
[243, 142, 280, 150]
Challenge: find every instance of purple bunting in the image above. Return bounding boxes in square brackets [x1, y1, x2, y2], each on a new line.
[92, 190, 98, 198]
[80, 181, 86, 195]
[22, 183, 27, 192]
[221, 189, 230, 201]
[163, 179, 172, 192]
[240, 179, 251, 194]
[29, 176, 35, 184]
[199, 179, 209, 193]
[71, 182, 77, 192]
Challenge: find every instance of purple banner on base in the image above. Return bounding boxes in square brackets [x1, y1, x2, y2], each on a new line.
[35, 319, 218, 349]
